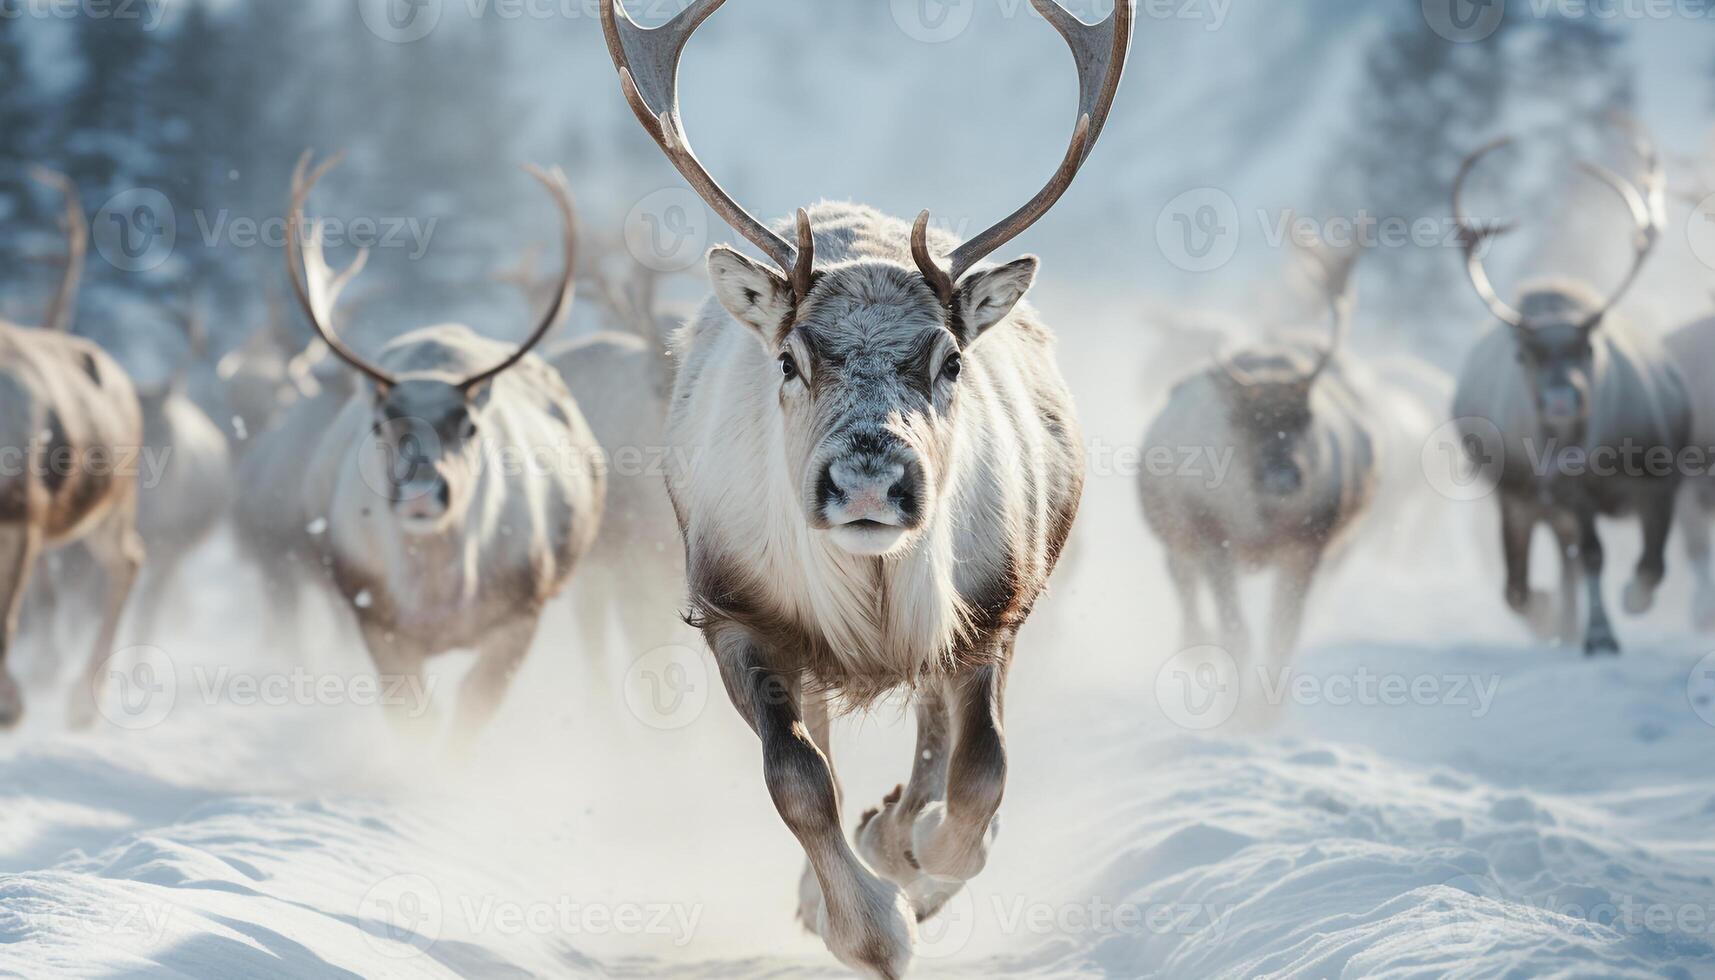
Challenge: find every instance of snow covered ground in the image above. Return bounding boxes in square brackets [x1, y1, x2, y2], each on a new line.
[2, 295, 1713, 979]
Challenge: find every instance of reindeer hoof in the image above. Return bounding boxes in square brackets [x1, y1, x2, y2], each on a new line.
[1584, 626, 1620, 657]
[856, 785, 920, 886]
[815, 874, 915, 980]
[911, 802, 999, 883]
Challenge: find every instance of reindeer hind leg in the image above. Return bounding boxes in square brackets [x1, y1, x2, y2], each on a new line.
[66, 506, 143, 730]
[0, 522, 43, 728]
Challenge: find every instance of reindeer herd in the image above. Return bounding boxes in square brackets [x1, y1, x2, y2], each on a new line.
[3, 1, 1715, 975]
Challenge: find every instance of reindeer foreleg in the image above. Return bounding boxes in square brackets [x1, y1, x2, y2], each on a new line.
[359, 617, 440, 743]
[448, 613, 540, 756]
[710, 623, 914, 980]
[1267, 544, 1323, 664]
[1577, 510, 1619, 655]
[1546, 512, 1583, 647]
[1681, 481, 1715, 631]
[907, 662, 1008, 890]
[1625, 482, 1675, 616]
[855, 684, 959, 919]
[1500, 494, 1557, 641]
[1164, 548, 1209, 648]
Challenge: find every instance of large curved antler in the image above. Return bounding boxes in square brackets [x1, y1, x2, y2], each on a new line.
[1570, 115, 1663, 331]
[1451, 138, 1526, 330]
[456, 164, 579, 393]
[912, 0, 1134, 304]
[286, 152, 578, 392]
[1453, 121, 1663, 334]
[30, 168, 86, 333]
[286, 151, 388, 388]
[599, 0, 814, 304]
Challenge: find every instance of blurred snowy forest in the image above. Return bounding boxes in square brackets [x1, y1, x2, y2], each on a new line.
[0, 0, 1711, 373]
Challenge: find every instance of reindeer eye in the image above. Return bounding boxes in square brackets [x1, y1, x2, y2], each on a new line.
[779, 353, 799, 382]
[941, 353, 962, 383]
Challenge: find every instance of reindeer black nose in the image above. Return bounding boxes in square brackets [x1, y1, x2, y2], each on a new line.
[828, 455, 906, 504]
[820, 445, 924, 527]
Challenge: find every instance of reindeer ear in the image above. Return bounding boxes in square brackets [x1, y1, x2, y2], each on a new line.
[708, 246, 794, 343]
[953, 256, 1038, 346]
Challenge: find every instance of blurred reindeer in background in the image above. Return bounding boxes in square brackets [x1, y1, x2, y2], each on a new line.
[1450, 122, 1689, 655]
[1140, 239, 1377, 666]
[1664, 166, 1715, 631]
[494, 239, 688, 663]
[125, 300, 234, 642]
[285, 153, 605, 747]
[0, 170, 145, 728]
[534, 250, 689, 664]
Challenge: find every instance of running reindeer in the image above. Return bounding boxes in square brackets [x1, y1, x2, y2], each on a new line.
[285, 153, 605, 743]
[1450, 124, 1690, 655]
[0, 170, 145, 728]
[601, 0, 1128, 974]
[497, 244, 688, 662]
[1139, 241, 1376, 666]
[131, 301, 233, 641]
[1664, 171, 1715, 631]
[1666, 305, 1715, 631]
[548, 262, 685, 663]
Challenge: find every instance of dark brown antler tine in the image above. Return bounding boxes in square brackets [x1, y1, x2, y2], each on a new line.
[459, 164, 579, 392]
[913, 0, 1133, 296]
[600, 0, 806, 294]
[1029, 0, 1131, 160]
[1451, 137, 1527, 330]
[29, 167, 86, 333]
[285, 150, 393, 389]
